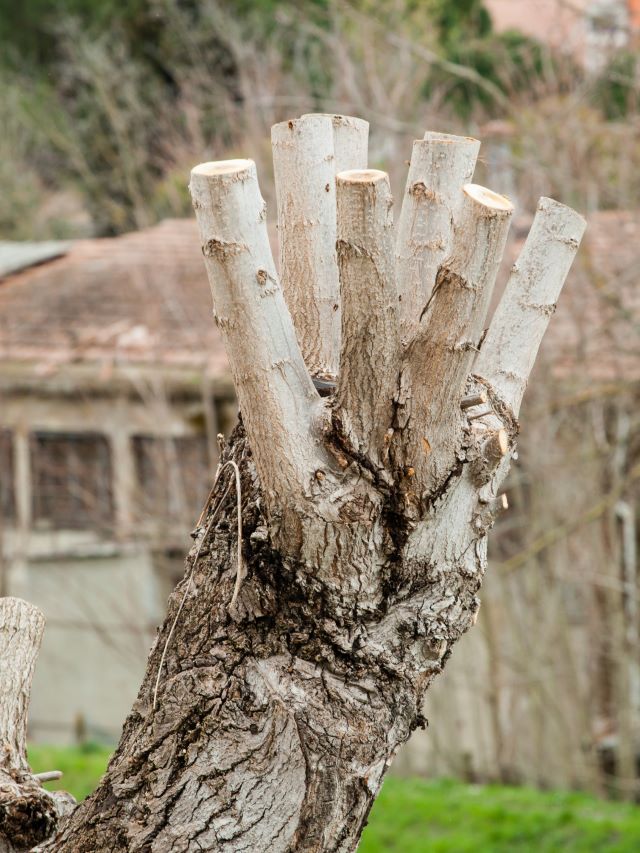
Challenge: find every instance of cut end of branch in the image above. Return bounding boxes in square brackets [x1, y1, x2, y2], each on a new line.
[337, 169, 388, 185]
[423, 130, 480, 146]
[461, 391, 488, 410]
[191, 159, 254, 178]
[537, 196, 587, 226]
[303, 113, 369, 132]
[463, 183, 513, 213]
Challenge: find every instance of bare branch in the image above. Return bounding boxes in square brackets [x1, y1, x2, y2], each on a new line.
[271, 114, 368, 379]
[302, 113, 369, 173]
[461, 391, 488, 410]
[190, 159, 321, 506]
[271, 115, 340, 378]
[401, 184, 513, 493]
[34, 771, 64, 784]
[395, 132, 480, 342]
[474, 197, 587, 415]
[334, 169, 398, 465]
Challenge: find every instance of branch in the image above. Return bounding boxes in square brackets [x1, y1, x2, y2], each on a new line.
[401, 184, 513, 493]
[302, 113, 368, 172]
[0, 598, 74, 852]
[474, 197, 587, 415]
[272, 114, 369, 378]
[0, 597, 44, 772]
[334, 169, 398, 465]
[190, 159, 322, 507]
[395, 132, 480, 342]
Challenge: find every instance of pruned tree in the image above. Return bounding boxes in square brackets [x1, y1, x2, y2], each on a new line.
[0, 115, 585, 853]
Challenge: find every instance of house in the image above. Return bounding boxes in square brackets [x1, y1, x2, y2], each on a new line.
[486, 0, 637, 71]
[0, 220, 235, 743]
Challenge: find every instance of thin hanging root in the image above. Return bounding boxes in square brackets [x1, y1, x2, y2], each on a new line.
[152, 460, 242, 711]
[227, 460, 244, 610]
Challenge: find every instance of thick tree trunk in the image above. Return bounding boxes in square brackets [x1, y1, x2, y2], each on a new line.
[49, 423, 450, 852]
[0, 115, 586, 853]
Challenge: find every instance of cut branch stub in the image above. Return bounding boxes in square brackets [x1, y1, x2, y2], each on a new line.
[395, 132, 480, 343]
[334, 169, 398, 466]
[0, 597, 44, 772]
[189, 159, 322, 511]
[0, 598, 74, 853]
[400, 183, 513, 495]
[272, 114, 369, 379]
[474, 196, 587, 415]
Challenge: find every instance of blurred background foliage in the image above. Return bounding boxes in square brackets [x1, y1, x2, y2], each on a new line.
[1, 0, 638, 237]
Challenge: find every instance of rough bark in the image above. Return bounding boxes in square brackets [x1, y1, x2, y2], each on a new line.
[0, 599, 74, 853]
[395, 132, 480, 343]
[2, 115, 586, 853]
[272, 114, 368, 379]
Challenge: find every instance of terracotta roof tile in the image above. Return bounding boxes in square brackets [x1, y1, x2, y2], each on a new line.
[0, 212, 637, 388]
[0, 219, 228, 377]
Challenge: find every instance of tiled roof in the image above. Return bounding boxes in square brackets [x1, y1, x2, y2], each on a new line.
[0, 212, 637, 387]
[0, 219, 228, 377]
[0, 241, 72, 278]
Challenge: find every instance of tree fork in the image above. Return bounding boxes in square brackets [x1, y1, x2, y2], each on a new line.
[1, 115, 585, 853]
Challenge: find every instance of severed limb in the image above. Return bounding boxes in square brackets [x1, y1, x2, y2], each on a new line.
[334, 169, 398, 467]
[301, 113, 368, 173]
[271, 114, 369, 379]
[474, 197, 586, 415]
[395, 132, 480, 343]
[399, 184, 513, 496]
[190, 159, 324, 513]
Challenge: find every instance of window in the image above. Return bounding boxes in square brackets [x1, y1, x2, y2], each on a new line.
[31, 432, 113, 529]
[133, 435, 211, 524]
[0, 430, 15, 522]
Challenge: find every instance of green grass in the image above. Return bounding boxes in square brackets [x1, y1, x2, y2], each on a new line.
[27, 747, 640, 850]
[28, 743, 112, 801]
[360, 777, 640, 852]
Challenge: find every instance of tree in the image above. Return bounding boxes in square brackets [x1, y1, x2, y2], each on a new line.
[0, 114, 585, 852]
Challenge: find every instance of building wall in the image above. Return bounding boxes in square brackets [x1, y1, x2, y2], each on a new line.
[1, 373, 236, 744]
[486, 0, 630, 70]
[20, 550, 160, 744]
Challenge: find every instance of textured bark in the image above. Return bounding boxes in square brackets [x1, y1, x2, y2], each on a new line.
[398, 184, 514, 499]
[0, 599, 74, 853]
[272, 115, 368, 379]
[45, 411, 492, 853]
[395, 132, 480, 343]
[335, 169, 398, 466]
[3, 115, 586, 852]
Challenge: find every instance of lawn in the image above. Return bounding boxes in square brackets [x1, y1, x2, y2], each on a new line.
[28, 746, 640, 851]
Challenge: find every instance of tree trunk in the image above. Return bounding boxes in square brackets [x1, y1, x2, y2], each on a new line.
[48, 424, 433, 852]
[0, 115, 586, 853]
